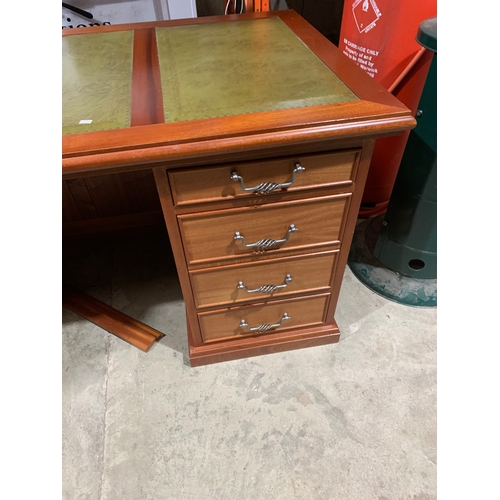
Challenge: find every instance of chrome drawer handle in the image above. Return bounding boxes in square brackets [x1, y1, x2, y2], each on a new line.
[230, 163, 305, 194]
[238, 274, 292, 294]
[234, 224, 297, 250]
[239, 313, 291, 332]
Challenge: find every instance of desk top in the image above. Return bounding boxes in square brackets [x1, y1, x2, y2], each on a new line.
[62, 10, 415, 175]
[63, 18, 358, 135]
[63, 30, 134, 135]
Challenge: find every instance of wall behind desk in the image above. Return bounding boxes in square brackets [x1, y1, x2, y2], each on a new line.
[62, 0, 197, 28]
[196, 0, 289, 16]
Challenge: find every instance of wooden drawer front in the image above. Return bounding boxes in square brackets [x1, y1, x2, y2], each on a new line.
[169, 150, 358, 206]
[191, 251, 337, 309]
[198, 294, 329, 342]
[179, 195, 349, 265]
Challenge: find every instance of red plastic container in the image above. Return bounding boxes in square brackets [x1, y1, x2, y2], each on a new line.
[338, 0, 437, 217]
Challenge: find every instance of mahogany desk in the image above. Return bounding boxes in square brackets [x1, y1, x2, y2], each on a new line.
[62, 10, 415, 366]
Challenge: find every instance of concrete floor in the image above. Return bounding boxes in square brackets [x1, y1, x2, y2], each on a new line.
[62, 228, 437, 500]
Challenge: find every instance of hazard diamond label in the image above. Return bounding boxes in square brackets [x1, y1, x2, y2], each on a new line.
[352, 0, 382, 34]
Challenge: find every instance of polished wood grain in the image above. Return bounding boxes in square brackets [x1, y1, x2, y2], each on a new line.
[325, 139, 376, 320]
[190, 250, 337, 309]
[168, 150, 358, 206]
[62, 170, 163, 237]
[198, 293, 329, 342]
[178, 194, 349, 266]
[131, 28, 164, 127]
[152, 167, 206, 349]
[62, 103, 413, 176]
[62, 287, 164, 352]
[188, 323, 340, 367]
[63, 179, 96, 221]
[62, 211, 165, 239]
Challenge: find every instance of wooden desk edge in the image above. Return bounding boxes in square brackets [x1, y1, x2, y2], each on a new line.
[62, 114, 416, 177]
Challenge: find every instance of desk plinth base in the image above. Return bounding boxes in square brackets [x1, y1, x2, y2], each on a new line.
[187, 320, 340, 367]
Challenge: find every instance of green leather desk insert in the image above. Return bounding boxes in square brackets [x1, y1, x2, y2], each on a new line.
[156, 17, 358, 123]
[62, 31, 134, 135]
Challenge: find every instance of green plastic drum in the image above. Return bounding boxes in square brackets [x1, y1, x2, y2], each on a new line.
[348, 17, 437, 307]
[373, 17, 437, 279]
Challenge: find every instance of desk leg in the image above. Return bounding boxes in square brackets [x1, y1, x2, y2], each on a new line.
[62, 287, 164, 352]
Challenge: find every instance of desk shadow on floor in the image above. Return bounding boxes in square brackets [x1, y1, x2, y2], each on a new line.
[62, 230, 190, 362]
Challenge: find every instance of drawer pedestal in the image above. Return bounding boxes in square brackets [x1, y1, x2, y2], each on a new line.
[154, 147, 371, 365]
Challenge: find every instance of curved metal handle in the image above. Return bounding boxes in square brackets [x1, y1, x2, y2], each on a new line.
[237, 274, 292, 294]
[239, 313, 291, 332]
[234, 224, 297, 250]
[231, 163, 305, 194]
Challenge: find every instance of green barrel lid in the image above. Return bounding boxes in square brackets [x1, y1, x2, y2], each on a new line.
[416, 17, 437, 52]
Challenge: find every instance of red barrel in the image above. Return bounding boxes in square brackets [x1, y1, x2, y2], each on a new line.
[339, 0, 437, 217]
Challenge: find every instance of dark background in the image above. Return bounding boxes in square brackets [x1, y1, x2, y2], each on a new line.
[196, 0, 345, 46]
